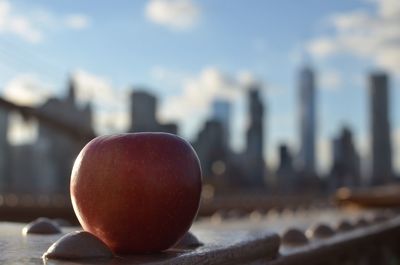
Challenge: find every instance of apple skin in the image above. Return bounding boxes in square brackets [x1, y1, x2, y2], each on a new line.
[70, 133, 202, 254]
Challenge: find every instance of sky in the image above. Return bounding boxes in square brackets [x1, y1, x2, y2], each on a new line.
[0, 0, 399, 175]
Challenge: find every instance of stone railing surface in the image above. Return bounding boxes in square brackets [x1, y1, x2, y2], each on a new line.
[0, 193, 327, 224]
[1, 206, 399, 264]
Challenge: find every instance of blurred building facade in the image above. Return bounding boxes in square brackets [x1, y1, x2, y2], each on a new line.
[193, 119, 228, 187]
[33, 80, 93, 194]
[193, 85, 267, 192]
[0, 68, 397, 197]
[275, 144, 296, 193]
[0, 109, 9, 192]
[369, 73, 393, 185]
[129, 90, 177, 134]
[329, 127, 360, 189]
[7, 79, 93, 195]
[212, 99, 231, 149]
[243, 87, 266, 188]
[297, 65, 316, 176]
[0, 86, 181, 196]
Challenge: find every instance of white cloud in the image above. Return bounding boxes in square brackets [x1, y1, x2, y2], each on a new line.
[72, 70, 115, 105]
[1, 73, 52, 145]
[308, 37, 337, 58]
[146, 0, 200, 30]
[72, 70, 130, 134]
[150, 65, 189, 87]
[0, 0, 91, 43]
[377, 0, 400, 18]
[2, 73, 53, 106]
[160, 67, 257, 122]
[7, 112, 37, 145]
[237, 70, 259, 87]
[307, 0, 400, 75]
[0, 0, 42, 43]
[320, 70, 342, 90]
[64, 14, 90, 30]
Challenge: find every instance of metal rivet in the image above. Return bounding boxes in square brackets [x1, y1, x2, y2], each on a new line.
[306, 223, 335, 239]
[174, 231, 203, 248]
[336, 220, 354, 232]
[355, 217, 369, 227]
[43, 231, 113, 260]
[23, 217, 61, 235]
[282, 228, 308, 246]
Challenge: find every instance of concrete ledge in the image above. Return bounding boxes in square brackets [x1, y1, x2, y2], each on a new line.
[0, 223, 280, 265]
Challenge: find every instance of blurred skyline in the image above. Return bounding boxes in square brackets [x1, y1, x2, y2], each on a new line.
[0, 0, 399, 174]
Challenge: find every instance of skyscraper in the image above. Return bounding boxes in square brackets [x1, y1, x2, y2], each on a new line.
[275, 144, 295, 193]
[330, 127, 360, 188]
[35, 78, 94, 194]
[193, 119, 226, 184]
[129, 90, 177, 134]
[212, 99, 231, 148]
[130, 90, 158, 132]
[0, 108, 9, 191]
[244, 85, 266, 188]
[370, 72, 392, 185]
[298, 65, 316, 176]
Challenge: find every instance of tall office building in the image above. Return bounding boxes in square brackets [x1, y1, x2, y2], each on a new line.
[193, 119, 226, 183]
[369, 72, 392, 185]
[298, 65, 316, 176]
[0, 108, 9, 191]
[275, 144, 296, 193]
[330, 127, 360, 188]
[212, 99, 231, 148]
[245, 85, 266, 188]
[129, 90, 177, 134]
[130, 91, 158, 132]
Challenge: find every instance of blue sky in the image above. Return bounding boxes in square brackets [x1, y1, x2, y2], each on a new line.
[0, 0, 399, 174]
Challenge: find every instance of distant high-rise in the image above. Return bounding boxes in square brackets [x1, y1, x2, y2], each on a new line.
[298, 65, 316, 176]
[130, 91, 158, 132]
[129, 90, 177, 134]
[0, 108, 9, 191]
[212, 99, 231, 148]
[245, 85, 265, 188]
[275, 144, 295, 193]
[193, 119, 226, 184]
[369, 72, 392, 185]
[330, 127, 360, 188]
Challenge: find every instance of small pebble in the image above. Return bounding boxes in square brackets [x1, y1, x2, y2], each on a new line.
[174, 231, 203, 248]
[23, 217, 61, 235]
[336, 220, 354, 232]
[282, 228, 308, 246]
[307, 223, 335, 239]
[43, 231, 113, 260]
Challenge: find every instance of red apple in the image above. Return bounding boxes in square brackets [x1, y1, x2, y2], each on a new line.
[70, 133, 202, 254]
